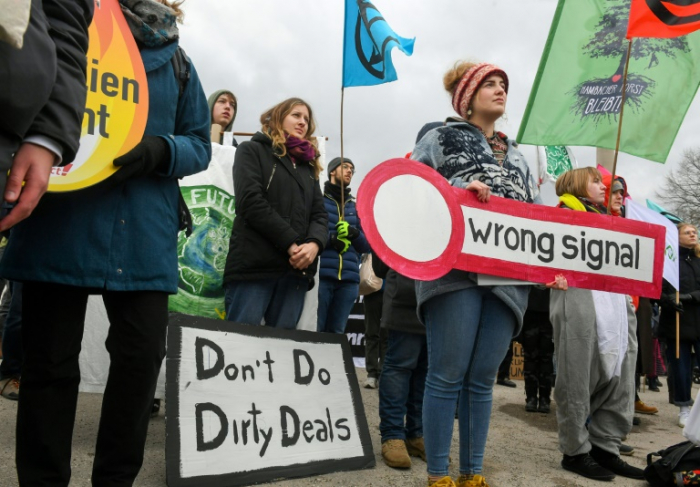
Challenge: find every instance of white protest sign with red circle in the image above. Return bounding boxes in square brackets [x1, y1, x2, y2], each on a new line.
[356, 159, 665, 299]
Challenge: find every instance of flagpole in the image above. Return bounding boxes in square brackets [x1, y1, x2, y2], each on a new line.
[340, 87, 346, 221]
[677, 291, 681, 359]
[606, 38, 680, 357]
[606, 38, 633, 214]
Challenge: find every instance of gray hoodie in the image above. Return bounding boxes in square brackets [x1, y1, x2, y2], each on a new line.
[207, 89, 237, 146]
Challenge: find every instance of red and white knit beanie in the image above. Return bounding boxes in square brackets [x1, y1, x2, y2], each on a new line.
[451, 63, 509, 119]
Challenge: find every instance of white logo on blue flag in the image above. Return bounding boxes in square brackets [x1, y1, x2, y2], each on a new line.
[342, 0, 415, 87]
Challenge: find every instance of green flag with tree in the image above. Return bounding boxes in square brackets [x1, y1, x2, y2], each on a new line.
[517, 0, 700, 163]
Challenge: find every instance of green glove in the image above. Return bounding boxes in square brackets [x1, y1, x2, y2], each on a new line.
[330, 234, 350, 254]
[336, 220, 360, 240]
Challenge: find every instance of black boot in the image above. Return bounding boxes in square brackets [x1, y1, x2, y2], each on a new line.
[561, 453, 615, 481]
[526, 396, 538, 412]
[525, 379, 538, 412]
[589, 446, 645, 480]
[538, 386, 551, 413]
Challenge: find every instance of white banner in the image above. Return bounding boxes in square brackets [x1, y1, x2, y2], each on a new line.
[625, 198, 678, 290]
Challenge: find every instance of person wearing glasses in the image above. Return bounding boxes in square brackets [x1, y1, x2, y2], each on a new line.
[659, 223, 700, 428]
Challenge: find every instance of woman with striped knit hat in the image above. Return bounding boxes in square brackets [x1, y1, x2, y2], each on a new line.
[411, 61, 563, 487]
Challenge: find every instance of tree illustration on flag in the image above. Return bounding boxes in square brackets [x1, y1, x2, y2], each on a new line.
[342, 0, 414, 87]
[584, 1, 688, 80]
[569, 1, 690, 125]
[518, 0, 700, 163]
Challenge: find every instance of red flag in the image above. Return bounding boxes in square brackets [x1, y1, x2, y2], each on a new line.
[627, 0, 700, 38]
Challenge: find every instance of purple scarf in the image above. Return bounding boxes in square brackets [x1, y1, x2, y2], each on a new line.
[285, 135, 317, 162]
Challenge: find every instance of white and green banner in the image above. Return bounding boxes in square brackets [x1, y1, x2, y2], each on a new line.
[537, 145, 577, 184]
[169, 144, 236, 320]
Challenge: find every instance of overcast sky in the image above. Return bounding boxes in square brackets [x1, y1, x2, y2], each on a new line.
[178, 0, 698, 207]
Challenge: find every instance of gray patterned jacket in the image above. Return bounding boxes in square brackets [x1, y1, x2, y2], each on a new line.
[411, 120, 542, 332]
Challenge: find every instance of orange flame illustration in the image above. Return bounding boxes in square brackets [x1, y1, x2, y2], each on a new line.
[49, 0, 149, 192]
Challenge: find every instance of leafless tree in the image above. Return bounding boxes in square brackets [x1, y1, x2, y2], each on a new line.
[658, 148, 700, 225]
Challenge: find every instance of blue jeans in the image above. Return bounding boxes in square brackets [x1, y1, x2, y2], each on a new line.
[225, 274, 307, 330]
[666, 339, 700, 406]
[0, 281, 22, 380]
[316, 279, 359, 333]
[379, 330, 428, 442]
[422, 287, 516, 476]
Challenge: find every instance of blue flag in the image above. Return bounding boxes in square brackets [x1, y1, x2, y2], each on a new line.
[343, 0, 415, 87]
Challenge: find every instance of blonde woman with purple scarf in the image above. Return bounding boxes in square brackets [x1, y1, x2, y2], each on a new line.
[410, 61, 565, 487]
[223, 98, 328, 329]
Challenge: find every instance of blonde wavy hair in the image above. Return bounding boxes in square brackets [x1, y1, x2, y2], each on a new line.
[260, 98, 322, 178]
[160, 0, 185, 22]
[443, 61, 478, 96]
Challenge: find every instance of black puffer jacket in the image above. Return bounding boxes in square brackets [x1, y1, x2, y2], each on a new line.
[660, 246, 700, 342]
[372, 252, 424, 335]
[224, 132, 328, 288]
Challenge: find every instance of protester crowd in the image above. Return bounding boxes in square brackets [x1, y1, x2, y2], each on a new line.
[0, 1, 698, 486]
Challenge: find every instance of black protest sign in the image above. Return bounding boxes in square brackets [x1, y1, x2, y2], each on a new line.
[165, 314, 374, 487]
[345, 296, 366, 359]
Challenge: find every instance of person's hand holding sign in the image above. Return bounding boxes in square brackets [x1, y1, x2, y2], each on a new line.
[466, 180, 491, 202]
[546, 274, 568, 291]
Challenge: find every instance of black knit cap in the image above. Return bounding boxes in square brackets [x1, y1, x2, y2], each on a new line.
[327, 157, 354, 176]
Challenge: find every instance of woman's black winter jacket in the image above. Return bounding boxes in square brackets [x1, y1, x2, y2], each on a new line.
[224, 132, 328, 288]
[660, 246, 700, 342]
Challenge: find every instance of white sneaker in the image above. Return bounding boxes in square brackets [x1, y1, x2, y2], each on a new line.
[679, 406, 691, 428]
[364, 377, 378, 389]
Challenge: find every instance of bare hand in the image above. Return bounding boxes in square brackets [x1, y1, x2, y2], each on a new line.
[287, 242, 300, 257]
[466, 180, 491, 202]
[0, 143, 55, 232]
[546, 274, 568, 291]
[289, 242, 319, 270]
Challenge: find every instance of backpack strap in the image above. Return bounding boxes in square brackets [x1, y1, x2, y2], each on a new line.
[647, 441, 697, 470]
[170, 46, 191, 98]
[170, 46, 193, 236]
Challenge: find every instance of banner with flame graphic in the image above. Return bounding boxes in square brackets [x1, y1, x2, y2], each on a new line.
[48, 0, 149, 192]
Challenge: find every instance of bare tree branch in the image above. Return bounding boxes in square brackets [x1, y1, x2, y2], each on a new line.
[658, 148, 700, 224]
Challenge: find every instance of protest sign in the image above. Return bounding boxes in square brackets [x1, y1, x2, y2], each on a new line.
[48, 0, 148, 191]
[356, 159, 666, 299]
[165, 314, 374, 487]
[345, 296, 367, 364]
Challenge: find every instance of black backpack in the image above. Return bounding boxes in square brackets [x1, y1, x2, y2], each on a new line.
[644, 440, 700, 486]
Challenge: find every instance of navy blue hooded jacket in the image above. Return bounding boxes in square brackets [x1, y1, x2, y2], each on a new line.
[319, 181, 370, 283]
